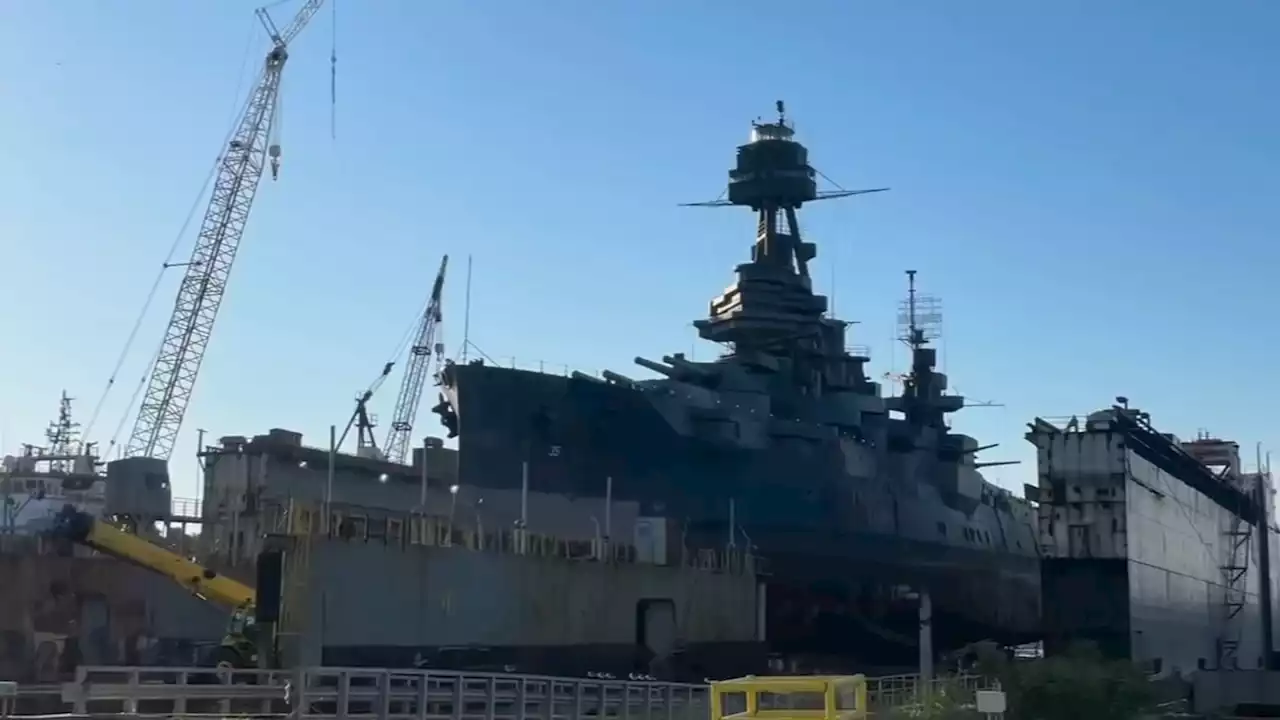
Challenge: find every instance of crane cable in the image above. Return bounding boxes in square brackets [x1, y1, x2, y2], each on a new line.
[330, 0, 337, 140]
[357, 265, 445, 429]
[83, 16, 263, 452]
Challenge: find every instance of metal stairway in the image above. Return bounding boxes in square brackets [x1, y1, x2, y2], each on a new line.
[1219, 507, 1252, 669]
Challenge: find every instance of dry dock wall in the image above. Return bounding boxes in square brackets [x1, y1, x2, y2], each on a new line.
[291, 538, 760, 674]
[1031, 420, 1280, 675]
[0, 543, 225, 681]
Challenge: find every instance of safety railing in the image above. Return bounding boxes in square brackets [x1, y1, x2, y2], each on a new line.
[709, 673, 1004, 720]
[863, 673, 1004, 718]
[33, 666, 1002, 720]
[170, 496, 203, 520]
[54, 665, 711, 720]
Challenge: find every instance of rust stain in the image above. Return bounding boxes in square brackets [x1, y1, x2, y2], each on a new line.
[0, 543, 206, 681]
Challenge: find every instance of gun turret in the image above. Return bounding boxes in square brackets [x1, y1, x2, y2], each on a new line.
[601, 370, 636, 388]
[661, 355, 714, 379]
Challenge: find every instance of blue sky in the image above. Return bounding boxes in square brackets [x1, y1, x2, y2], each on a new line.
[1, 0, 1277, 501]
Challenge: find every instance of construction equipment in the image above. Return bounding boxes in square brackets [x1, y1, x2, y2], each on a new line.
[48, 505, 262, 670]
[382, 256, 448, 464]
[116, 0, 326, 470]
[336, 362, 395, 460]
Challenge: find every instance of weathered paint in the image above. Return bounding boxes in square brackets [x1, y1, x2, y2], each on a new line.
[1030, 414, 1280, 674]
[284, 537, 763, 678]
[0, 540, 224, 681]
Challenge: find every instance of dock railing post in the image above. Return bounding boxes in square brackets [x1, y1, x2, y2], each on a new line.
[325, 424, 336, 532]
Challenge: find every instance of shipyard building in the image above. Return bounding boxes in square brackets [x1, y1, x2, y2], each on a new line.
[1027, 403, 1278, 675]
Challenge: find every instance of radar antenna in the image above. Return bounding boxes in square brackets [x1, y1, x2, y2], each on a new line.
[897, 269, 942, 352]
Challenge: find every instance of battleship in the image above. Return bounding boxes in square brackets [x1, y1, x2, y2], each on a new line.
[432, 104, 1043, 670]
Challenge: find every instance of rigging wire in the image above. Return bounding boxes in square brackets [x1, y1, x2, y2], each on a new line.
[330, 0, 337, 140]
[340, 289, 435, 429]
[387, 293, 435, 371]
[105, 344, 164, 460]
[82, 16, 263, 447]
[814, 167, 847, 192]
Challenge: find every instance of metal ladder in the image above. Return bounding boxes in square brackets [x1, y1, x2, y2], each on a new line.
[1219, 507, 1252, 669]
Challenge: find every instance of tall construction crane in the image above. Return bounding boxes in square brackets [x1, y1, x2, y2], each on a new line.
[383, 256, 449, 465]
[122, 0, 326, 464]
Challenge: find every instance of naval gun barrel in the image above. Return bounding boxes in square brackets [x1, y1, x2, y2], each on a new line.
[571, 371, 604, 384]
[636, 355, 713, 382]
[634, 356, 678, 379]
[661, 355, 712, 378]
[601, 370, 636, 388]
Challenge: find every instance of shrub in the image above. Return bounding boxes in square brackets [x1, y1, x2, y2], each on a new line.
[965, 640, 1159, 720]
[883, 677, 983, 719]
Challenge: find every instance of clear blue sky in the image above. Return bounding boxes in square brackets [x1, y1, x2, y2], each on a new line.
[2, 0, 1277, 501]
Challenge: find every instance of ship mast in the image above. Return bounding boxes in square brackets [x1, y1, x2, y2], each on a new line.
[893, 271, 959, 428]
[682, 103, 888, 372]
[45, 392, 81, 472]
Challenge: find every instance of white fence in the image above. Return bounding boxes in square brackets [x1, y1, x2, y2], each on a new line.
[5, 666, 1001, 720]
[51, 665, 709, 720]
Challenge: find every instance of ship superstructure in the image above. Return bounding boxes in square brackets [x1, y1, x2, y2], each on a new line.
[1, 393, 106, 535]
[433, 105, 1041, 671]
[1027, 403, 1278, 675]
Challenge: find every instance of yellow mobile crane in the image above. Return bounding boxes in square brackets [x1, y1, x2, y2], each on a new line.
[49, 506, 263, 670]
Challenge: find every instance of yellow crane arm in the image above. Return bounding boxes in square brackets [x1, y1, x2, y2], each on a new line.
[50, 505, 255, 611]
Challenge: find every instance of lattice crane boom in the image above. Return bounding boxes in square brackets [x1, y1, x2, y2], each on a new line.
[123, 0, 325, 461]
[384, 256, 449, 465]
[256, 0, 325, 47]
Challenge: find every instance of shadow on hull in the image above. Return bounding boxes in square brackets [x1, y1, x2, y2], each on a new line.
[438, 363, 1043, 665]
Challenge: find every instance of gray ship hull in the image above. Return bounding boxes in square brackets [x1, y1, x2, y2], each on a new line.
[437, 362, 1041, 669]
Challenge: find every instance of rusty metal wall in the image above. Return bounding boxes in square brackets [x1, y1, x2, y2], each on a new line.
[0, 539, 226, 682]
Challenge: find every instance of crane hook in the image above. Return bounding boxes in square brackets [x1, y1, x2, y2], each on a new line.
[268, 143, 282, 181]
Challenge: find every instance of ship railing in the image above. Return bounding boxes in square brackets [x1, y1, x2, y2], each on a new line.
[473, 356, 595, 378]
[280, 503, 760, 577]
[50, 665, 711, 720]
